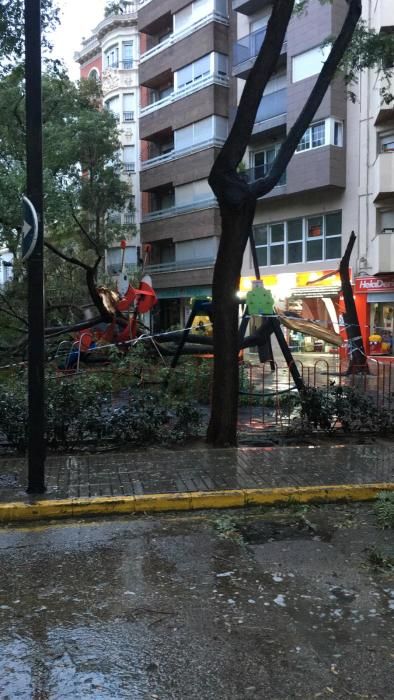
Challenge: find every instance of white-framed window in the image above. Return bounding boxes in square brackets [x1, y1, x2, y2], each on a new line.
[251, 145, 285, 185]
[174, 115, 228, 150]
[253, 211, 342, 267]
[88, 68, 100, 81]
[296, 118, 344, 152]
[292, 44, 331, 83]
[379, 132, 394, 153]
[173, 0, 228, 33]
[105, 95, 120, 121]
[175, 179, 212, 206]
[174, 52, 228, 90]
[123, 145, 135, 172]
[122, 41, 133, 68]
[123, 93, 134, 121]
[105, 44, 119, 68]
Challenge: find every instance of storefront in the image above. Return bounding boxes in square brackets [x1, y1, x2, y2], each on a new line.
[353, 275, 394, 356]
[152, 286, 212, 333]
[239, 269, 342, 354]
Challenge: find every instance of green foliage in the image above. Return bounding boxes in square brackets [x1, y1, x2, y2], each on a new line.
[0, 371, 201, 452]
[163, 359, 213, 404]
[297, 386, 394, 434]
[0, 0, 59, 76]
[367, 545, 394, 571]
[375, 491, 394, 529]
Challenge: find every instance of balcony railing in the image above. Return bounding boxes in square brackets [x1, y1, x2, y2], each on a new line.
[104, 60, 134, 71]
[140, 12, 229, 64]
[256, 88, 287, 123]
[241, 163, 286, 186]
[140, 73, 229, 117]
[233, 27, 287, 69]
[123, 111, 134, 122]
[107, 262, 137, 275]
[142, 196, 218, 222]
[146, 257, 216, 275]
[123, 162, 136, 173]
[141, 137, 226, 170]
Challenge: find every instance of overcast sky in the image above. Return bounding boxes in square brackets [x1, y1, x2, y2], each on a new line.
[50, 0, 106, 80]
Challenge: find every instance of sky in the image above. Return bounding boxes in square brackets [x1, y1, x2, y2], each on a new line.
[50, 0, 106, 80]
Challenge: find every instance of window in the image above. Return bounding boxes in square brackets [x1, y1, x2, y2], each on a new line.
[292, 44, 331, 83]
[173, 1, 227, 33]
[123, 145, 135, 172]
[175, 179, 212, 206]
[122, 41, 133, 69]
[252, 146, 286, 184]
[296, 118, 344, 152]
[379, 132, 394, 153]
[89, 68, 99, 81]
[175, 52, 224, 90]
[123, 93, 134, 121]
[253, 212, 342, 267]
[287, 219, 303, 263]
[105, 44, 119, 68]
[105, 95, 120, 121]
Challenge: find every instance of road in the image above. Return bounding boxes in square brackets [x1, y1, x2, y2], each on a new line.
[0, 504, 392, 699]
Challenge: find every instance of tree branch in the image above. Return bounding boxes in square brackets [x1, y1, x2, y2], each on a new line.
[0, 291, 28, 325]
[44, 239, 91, 271]
[213, 0, 295, 177]
[252, 0, 362, 198]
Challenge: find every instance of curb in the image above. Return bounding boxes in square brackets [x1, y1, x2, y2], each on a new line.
[0, 482, 392, 524]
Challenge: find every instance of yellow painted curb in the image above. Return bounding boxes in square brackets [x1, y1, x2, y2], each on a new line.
[0, 482, 392, 524]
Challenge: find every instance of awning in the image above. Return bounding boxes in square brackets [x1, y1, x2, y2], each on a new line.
[290, 285, 341, 299]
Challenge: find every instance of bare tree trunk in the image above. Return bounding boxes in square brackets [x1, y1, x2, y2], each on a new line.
[207, 201, 255, 446]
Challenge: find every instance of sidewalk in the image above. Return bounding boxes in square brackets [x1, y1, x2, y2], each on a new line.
[0, 444, 392, 522]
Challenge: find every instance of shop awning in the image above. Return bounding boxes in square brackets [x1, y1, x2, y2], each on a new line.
[290, 285, 341, 299]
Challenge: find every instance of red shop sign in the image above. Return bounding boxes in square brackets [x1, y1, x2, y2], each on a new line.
[355, 276, 394, 293]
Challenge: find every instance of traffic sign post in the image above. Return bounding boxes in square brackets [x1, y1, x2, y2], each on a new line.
[25, 0, 46, 494]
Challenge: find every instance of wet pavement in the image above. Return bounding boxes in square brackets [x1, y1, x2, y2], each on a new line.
[0, 444, 393, 503]
[0, 504, 392, 699]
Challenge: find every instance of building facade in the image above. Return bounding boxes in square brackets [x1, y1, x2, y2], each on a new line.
[138, 0, 231, 330]
[75, 1, 141, 276]
[235, 0, 394, 355]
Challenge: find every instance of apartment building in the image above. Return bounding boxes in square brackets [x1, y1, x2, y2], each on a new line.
[75, 1, 141, 276]
[235, 0, 394, 355]
[138, 0, 230, 330]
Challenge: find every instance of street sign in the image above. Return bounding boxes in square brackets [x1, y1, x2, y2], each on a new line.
[21, 195, 38, 262]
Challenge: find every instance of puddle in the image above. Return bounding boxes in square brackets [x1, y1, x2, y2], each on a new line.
[237, 520, 315, 545]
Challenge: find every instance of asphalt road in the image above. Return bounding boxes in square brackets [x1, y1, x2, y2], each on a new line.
[0, 504, 393, 699]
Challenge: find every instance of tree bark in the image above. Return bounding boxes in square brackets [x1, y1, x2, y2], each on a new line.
[339, 231, 369, 373]
[208, 0, 362, 446]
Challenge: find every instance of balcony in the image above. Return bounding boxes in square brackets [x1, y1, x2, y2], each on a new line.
[233, 27, 287, 79]
[123, 111, 134, 122]
[241, 163, 286, 187]
[252, 88, 287, 135]
[140, 12, 229, 63]
[141, 137, 226, 170]
[232, 0, 271, 15]
[146, 257, 215, 275]
[123, 162, 136, 173]
[143, 196, 218, 222]
[373, 153, 394, 203]
[140, 73, 229, 117]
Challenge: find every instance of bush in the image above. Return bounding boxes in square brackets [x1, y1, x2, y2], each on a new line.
[375, 491, 394, 529]
[0, 371, 201, 452]
[296, 386, 394, 434]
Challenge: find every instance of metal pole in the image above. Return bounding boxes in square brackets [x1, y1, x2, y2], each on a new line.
[25, 0, 46, 493]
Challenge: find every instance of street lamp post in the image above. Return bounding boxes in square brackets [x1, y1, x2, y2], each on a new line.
[25, 0, 46, 493]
